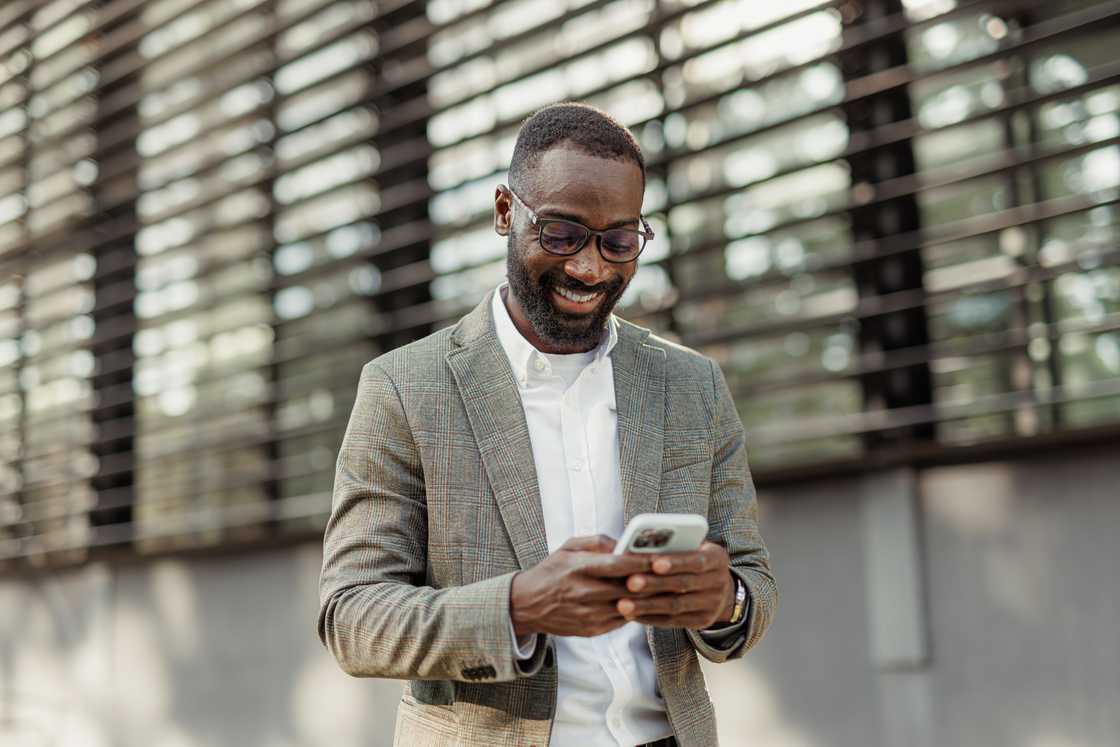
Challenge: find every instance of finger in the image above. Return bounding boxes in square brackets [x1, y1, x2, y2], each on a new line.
[576, 606, 627, 626]
[700, 540, 731, 565]
[582, 553, 653, 578]
[649, 552, 710, 575]
[626, 572, 712, 595]
[651, 543, 728, 575]
[562, 534, 617, 553]
[617, 592, 712, 618]
[564, 576, 632, 603]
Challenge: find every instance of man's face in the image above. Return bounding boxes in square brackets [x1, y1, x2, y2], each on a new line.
[496, 146, 644, 354]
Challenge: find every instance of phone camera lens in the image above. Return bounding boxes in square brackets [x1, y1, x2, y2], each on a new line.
[633, 528, 676, 550]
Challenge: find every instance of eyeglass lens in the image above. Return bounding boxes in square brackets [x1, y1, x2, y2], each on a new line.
[539, 220, 644, 261]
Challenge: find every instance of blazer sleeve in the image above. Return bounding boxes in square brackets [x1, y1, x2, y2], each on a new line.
[686, 359, 777, 663]
[317, 361, 548, 682]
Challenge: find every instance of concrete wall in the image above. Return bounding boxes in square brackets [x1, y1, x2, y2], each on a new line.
[2, 443, 1117, 746]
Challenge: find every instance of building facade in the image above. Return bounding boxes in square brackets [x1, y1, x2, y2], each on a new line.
[1, 0, 1118, 744]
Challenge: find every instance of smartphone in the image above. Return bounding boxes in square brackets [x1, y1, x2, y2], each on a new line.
[613, 513, 708, 555]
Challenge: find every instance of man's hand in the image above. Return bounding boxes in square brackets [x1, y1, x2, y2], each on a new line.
[510, 535, 654, 637]
[616, 541, 735, 630]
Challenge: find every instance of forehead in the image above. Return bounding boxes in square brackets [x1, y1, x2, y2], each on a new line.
[524, 146, 644, 225]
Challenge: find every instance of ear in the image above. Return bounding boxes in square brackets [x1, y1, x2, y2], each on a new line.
[494, 185, 513, 236]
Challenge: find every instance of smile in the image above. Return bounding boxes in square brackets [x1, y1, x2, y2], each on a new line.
[555, 286, 601, 304]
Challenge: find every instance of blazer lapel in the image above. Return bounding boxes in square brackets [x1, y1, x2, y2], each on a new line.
[446, 294, 550, 571]
[611, 323, 666, 524]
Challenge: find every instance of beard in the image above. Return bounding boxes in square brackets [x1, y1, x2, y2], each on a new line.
[506, 229, 628, 351]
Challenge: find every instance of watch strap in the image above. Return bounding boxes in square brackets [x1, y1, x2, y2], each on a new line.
[728, 574, 747, 625]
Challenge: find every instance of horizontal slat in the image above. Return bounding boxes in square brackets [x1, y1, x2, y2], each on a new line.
[4, 0, 165, 45]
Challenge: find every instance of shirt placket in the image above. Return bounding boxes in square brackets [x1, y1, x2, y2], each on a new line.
[574, 363, 637, 747]
[601, 632, 639, 745]
[560, 372, 596, 537]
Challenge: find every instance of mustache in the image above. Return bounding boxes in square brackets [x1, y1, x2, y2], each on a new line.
[546, 273, 621, 296]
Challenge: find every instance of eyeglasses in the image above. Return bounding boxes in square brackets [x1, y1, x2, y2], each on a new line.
[506, 186, 654, 264]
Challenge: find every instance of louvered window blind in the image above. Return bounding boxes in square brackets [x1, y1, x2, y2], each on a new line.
[1, 0, 1117, 566]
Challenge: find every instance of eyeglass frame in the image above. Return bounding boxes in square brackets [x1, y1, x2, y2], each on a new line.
[503, 185, 654, 264]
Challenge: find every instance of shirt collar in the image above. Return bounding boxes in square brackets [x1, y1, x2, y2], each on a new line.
[491, 281, 618, 383]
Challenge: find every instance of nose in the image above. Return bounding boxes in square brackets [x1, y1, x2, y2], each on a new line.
[563, 238, 611, 288]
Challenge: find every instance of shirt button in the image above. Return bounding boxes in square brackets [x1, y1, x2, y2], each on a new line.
[610, 716, 622, 729]
[570, 459, 583, 471]
[534, 358, 546, 371]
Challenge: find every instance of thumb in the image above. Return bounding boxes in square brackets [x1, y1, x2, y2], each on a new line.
[562, 534, 617, 553]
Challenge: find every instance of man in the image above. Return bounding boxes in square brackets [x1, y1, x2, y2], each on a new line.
[318, 103, 776, 747]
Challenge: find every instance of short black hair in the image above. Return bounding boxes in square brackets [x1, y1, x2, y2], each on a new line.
[508, 102, 645, 194]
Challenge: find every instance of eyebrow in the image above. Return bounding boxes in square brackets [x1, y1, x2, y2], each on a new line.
[537, 209, 640, 231]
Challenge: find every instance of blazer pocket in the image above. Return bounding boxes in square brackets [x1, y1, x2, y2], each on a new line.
[662, 455, 711, 475]
[398, 689, 460, 744]
[661, 439, 712, 473]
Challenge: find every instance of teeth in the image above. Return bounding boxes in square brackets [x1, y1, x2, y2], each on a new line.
[556, 286, 598, 303]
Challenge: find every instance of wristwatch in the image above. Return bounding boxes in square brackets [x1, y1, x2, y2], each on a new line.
[728, 574, 747, 625]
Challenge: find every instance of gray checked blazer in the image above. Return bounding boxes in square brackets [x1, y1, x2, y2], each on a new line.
[318, 290, 776, 747]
